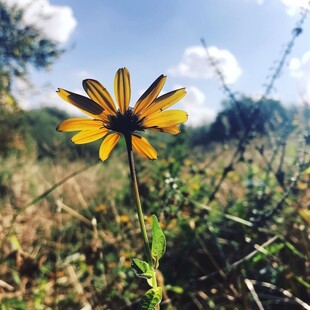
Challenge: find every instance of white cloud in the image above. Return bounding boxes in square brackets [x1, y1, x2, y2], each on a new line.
[250, 0, 309, 16]
[13, 77, 82, 115]
[182, 85, 205, 107]
[3, 0, 77, 43]
[289, 51, 310, 101]
[289, 51, 310, 78]
[289, 58, 303, 78]
[281, 0, 310, 16]
[140, 84, 215, 126]
[168, 46, 242, 85]
[176, 85, 217, 126]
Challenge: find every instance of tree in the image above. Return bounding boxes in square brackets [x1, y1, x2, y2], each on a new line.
[190, 96, 291, 147]
[0, 0, 65, 156]
[0, 0, 63, 110]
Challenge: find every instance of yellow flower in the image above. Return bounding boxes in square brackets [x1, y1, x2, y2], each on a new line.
[56, 68, 187, 161]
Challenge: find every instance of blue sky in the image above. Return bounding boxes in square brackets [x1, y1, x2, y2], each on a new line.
[6, 0, 310, 125]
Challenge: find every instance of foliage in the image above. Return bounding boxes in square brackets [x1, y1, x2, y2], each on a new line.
[23, 107, 101, 160]
[0, 108, 309, 308]
[0, 0, 63, 90]
[0, 0, 64, 160]
[0, 109, 33, 156]
[0, 107, 106, 160]
[190, 96, 292, 146]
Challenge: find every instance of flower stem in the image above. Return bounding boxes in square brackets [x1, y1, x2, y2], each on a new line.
[124, 134, 157, 288]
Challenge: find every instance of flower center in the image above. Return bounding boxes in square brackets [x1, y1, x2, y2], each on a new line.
[108, 108, 144, 134]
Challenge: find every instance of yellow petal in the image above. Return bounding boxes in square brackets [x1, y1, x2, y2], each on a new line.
[148, 126, 181, 135]
[57, 88, 104, 117]
[82, 79, 117, 115]
[143, 110, 188, 128]
[57, 118, 105, 132]
[99, 133, 120, 161]
[132, 135, 157, 160]
[140, 88, 186, 118]
[114, 68, 131, 114]
[133, 75, 167, 115]
[71, 128, 109, 144]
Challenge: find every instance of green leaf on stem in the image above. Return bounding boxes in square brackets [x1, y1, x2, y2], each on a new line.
[131, 258, 153, 280]
[139, 287, 162, 310]
[151, 215, 166, 268]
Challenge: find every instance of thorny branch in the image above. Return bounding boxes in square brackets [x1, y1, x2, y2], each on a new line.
[201, 6, 309, 214]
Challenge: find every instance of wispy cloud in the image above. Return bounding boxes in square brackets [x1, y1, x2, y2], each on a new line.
[176, 85, 217, 126]
[168, 46, 242, 85]
[3, 0, 77, 43]
[289, 51, 310, 78]
[289, 50, 310, 101]
[13, 76, 82, 115]
[281, 0, 310, 16]
[250, 0, 309, 16]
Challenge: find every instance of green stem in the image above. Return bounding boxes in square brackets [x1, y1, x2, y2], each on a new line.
[125, 134, 157, 288]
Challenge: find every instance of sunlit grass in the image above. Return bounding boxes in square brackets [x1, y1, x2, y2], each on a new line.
[0, 127, 308, 308]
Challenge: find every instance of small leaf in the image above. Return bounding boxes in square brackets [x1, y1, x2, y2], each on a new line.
[295, 276, 310, 288]
[165, 284, 184, 294]
[252, 243, 284, 264]
[139, 287, 162, 310]
[285, 242, 306, 259]
[151, 215, 166, 268]
[9, 235, 22, 251]
[131, 258, 153, 280]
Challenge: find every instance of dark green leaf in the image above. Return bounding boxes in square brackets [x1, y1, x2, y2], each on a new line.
[139, 287, 162, 310]
[252, 243, 284, 264]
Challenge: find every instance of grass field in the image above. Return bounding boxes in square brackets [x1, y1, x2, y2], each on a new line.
[0, 117, 309, 309]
